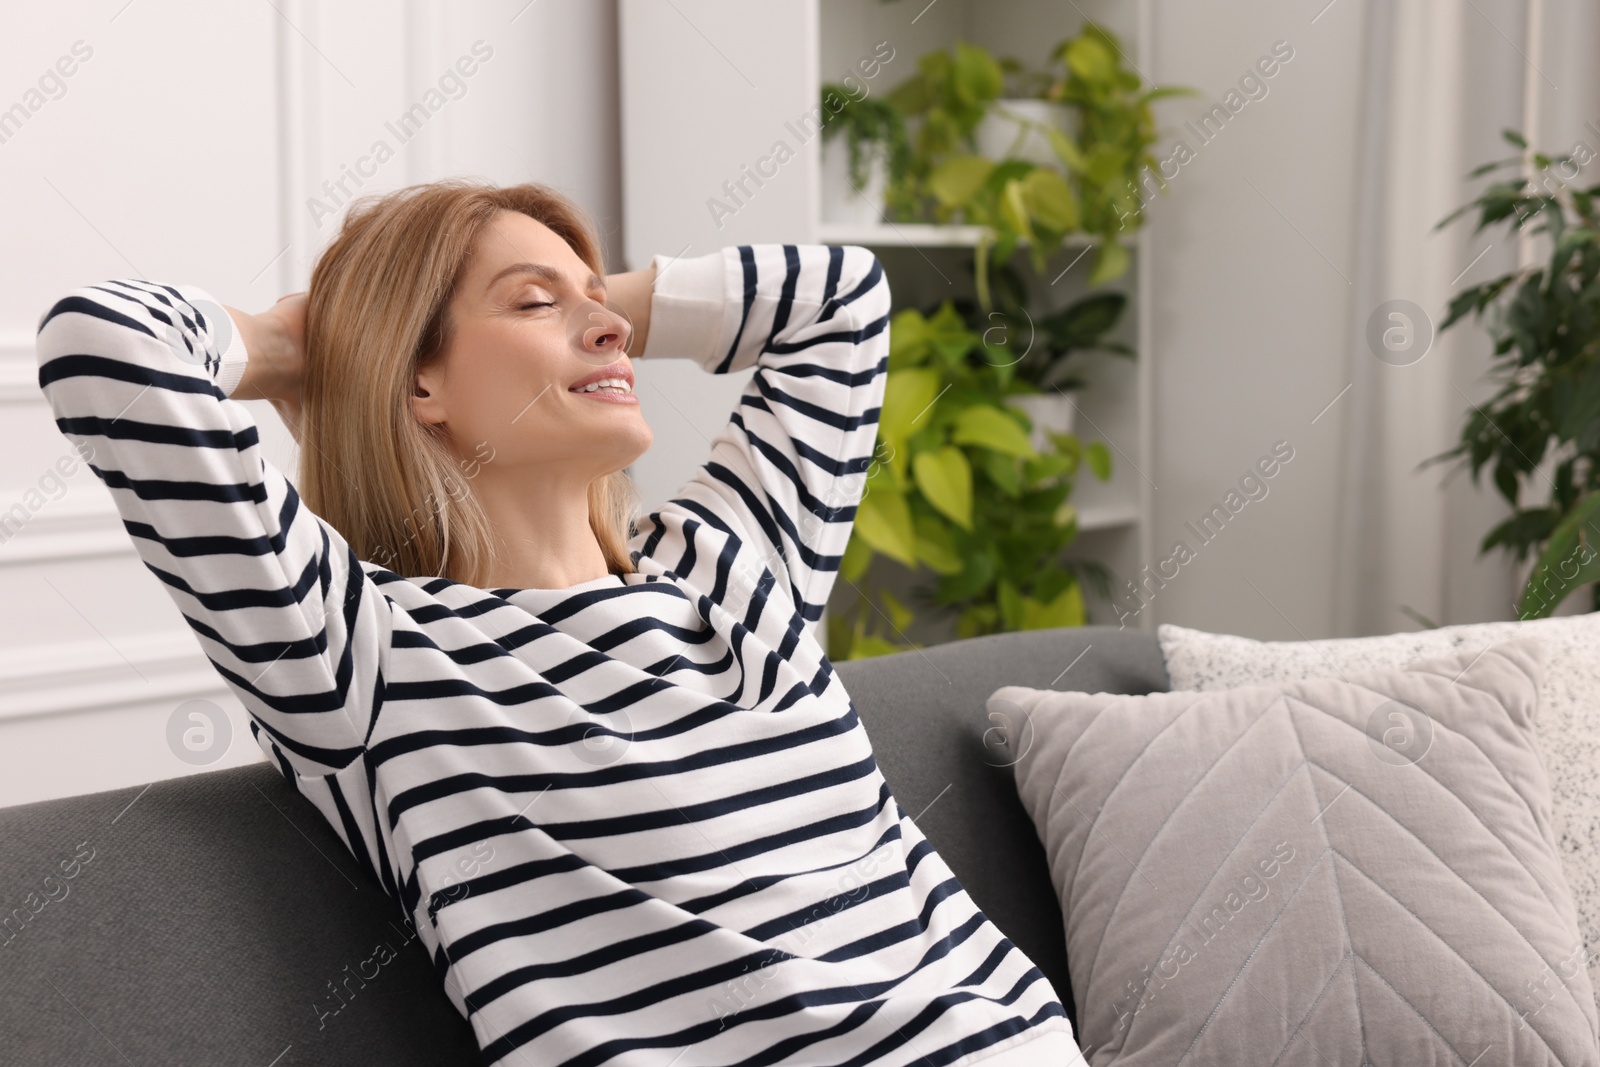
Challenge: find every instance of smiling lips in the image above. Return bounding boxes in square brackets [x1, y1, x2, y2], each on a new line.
[568, 361, 638, 404]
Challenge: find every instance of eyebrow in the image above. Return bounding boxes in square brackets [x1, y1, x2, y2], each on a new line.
[486, 261, 606, 295]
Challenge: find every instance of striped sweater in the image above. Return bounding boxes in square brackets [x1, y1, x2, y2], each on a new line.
[35, 242, 1072, 1066]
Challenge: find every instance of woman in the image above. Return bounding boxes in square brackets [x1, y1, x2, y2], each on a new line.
[35, 179, 1077, 1066]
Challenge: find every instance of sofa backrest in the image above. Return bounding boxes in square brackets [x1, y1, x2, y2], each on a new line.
[835, 624, 1170, 1030]
[0, 624, 1166, 1064]
[0, 755, 482, 1064]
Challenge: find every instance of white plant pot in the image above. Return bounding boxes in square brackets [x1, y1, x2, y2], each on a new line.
[1007, 392, 1077, 452]
[821, 136, 889, 226]
[975, 99, 1075, 166]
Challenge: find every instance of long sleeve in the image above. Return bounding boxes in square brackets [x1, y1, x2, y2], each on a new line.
[35, 279, 390, 778]
[631, 244, 891, 629]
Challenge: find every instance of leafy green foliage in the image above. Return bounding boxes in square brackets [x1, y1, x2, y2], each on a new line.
[883, 42, 1004, 217]
[818, 83, 914, 195]
[875, 22, 1192, 307]
[1042, 27, 1186, 280]
[955, 261, 1135, 392]
[828, 301, 1117, 660]
[1516, 493, 1600, 618]
[1429, 129, 1600, 617]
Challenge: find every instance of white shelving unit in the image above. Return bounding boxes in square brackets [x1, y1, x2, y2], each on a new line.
[620, 0, 1154, 634]
[817, 223, 1101, 248]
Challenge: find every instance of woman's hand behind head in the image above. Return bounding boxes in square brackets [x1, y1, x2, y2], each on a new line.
[267, 290, 308, 357]
[228, 292, 307, 444]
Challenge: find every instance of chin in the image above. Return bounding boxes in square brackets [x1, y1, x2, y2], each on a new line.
[626, 419, 653, 455]
[603, 423, 652, 471]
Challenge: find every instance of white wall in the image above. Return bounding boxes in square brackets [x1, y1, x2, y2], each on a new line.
[1140, 0, 1372, 639]
[617, 0, 818, 511]
[0, 0, 623, 807]
[1138, 0, 1592, 639]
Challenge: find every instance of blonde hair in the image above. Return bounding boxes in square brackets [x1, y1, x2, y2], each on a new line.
[299, 178, 640, 586]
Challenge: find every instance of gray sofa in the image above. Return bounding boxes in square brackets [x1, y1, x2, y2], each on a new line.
[0, 624, 1168, 1065]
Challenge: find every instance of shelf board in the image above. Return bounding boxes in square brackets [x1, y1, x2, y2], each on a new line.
[817, 222, 1101, 249]
[1075, 500, 1140, 532]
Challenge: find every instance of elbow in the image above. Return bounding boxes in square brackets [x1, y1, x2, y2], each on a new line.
[37, 281, 121, 339]
[38, 285, 86, 337]
[34, 285, 98, 390]
[35, 280, 161, 401]
[835, 246, 891, 325]
[829, 248, 891, 388]
[36, 282, 118, 364]
[36, 278, 164, 365]
[37, 278, 161, 336]
[840, 245, 886, 292]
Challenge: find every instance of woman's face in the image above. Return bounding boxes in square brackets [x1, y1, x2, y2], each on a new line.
[411, 210, 651, 483]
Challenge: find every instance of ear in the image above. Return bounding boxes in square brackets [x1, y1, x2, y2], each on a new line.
[412, 365, 447, 428]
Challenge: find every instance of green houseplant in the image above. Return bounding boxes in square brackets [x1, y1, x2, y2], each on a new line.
[821, 19, 1165, 659]
[960, 257, 1135, 392]
[1430, 129, 1600, 618]
[817, 82, 914, 217]
[882, 23, 1188, 308]
[828, 299, 1116, 660]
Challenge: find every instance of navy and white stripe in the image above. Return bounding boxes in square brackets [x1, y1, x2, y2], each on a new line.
[36, 244, 1071, 1066]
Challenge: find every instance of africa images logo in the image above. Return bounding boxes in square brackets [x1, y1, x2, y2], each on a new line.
[1110, 840, 1297, 1031]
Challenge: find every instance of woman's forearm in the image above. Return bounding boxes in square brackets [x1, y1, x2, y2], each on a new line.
[605, 263, 655, 358]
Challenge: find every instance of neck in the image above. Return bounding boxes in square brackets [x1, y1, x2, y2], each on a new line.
[468, 464, 612, 591]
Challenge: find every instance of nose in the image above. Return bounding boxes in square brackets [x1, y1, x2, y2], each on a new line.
[575, 299, 633, 356]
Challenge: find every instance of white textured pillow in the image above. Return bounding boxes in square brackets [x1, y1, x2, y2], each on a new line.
[1159, 611, 1600, 1005]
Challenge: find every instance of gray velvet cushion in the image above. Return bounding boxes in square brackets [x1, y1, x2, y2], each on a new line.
[994, 637, 1600, 1065]
[1159, 611, 1600, 1008]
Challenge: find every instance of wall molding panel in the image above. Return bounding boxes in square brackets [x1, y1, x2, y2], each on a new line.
[6, 1, 625, 806]
[0, 340, 38, 404]
[0, 494, 129, 566]
[0, 631, 232, 724]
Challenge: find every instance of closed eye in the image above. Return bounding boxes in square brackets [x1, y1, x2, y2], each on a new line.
[519, 301, 556, 311]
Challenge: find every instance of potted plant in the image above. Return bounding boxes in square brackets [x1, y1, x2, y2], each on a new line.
[968, 36, 1133, 168]
[1430, 129, 1600, 618]
[975, 99, 1074, 165]
[884, 23, 1190, 308]
[1033, 24, 1191, 282]
[818, 83, 913, 225]
[828, 299, 1116, 660]
[930, 258, 1131, 450]
[880, 41, 1004, 225]
[975, 54, 1075, 165]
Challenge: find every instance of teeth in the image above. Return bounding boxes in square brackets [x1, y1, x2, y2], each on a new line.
[575, 377, 631, 394]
